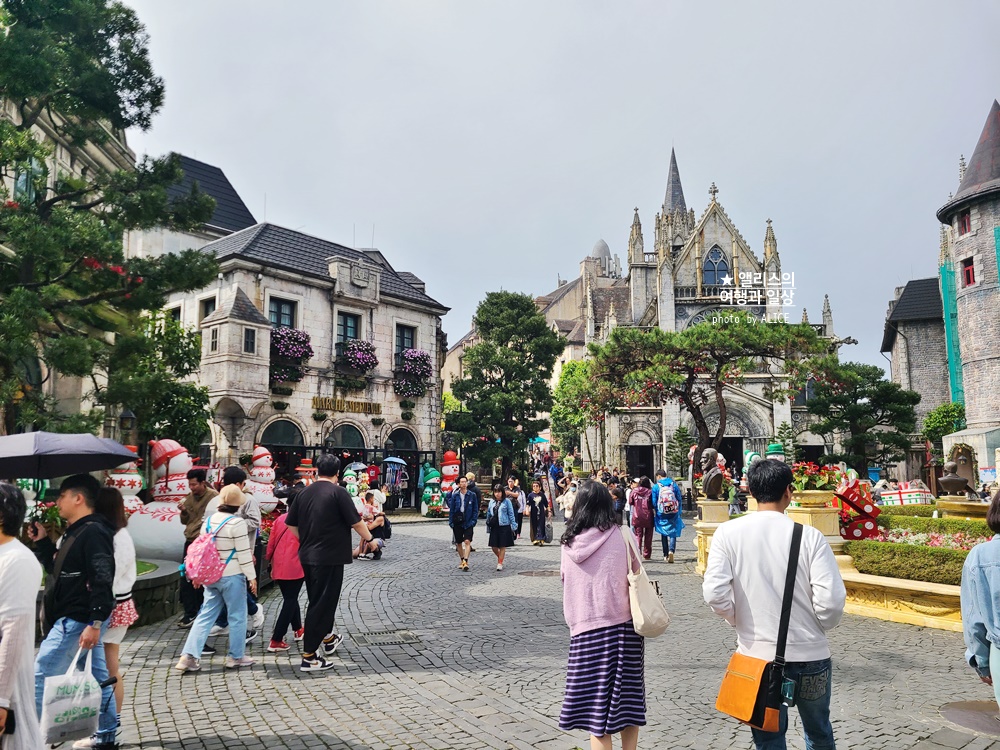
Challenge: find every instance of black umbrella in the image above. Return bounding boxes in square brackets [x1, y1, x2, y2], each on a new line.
[0, 432, 140, 480]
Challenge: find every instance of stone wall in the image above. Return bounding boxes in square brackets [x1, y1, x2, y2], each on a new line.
[891, 318, 950, 429]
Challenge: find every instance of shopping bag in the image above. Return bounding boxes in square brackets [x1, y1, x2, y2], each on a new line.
[544, 520, 553, 543]
[620, 528, 670, 637]
[40, 646, 101, 744]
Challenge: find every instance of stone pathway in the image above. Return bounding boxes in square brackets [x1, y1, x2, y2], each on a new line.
[116, 520, 996, 749]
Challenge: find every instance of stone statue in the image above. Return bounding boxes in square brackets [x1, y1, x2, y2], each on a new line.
[700, 448, 725, 500]
[938, 461, 976, 498]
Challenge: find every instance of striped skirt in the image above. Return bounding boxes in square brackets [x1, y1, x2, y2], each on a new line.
[559, 621, 646, 736]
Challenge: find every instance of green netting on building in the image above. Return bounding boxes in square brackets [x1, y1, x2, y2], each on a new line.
[939, 260, 964, 405]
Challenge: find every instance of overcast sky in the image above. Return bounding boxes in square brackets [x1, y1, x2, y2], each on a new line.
[125, 0, 999, 369]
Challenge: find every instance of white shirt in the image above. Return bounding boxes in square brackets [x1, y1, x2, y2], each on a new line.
[703, 511, 846, 662]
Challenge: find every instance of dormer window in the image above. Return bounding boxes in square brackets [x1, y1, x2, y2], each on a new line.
[959, 210, 971, 235]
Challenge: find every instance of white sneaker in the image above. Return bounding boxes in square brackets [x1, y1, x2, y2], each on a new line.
[72, 738, 96, 749]
[496, 563, 503, 571]
[251, 604, 265, 630]
[209, 625, 228, 637]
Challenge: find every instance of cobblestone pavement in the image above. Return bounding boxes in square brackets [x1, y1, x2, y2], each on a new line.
[116, 520, 997, 750]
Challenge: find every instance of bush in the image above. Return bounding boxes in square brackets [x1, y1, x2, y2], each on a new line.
[844, 540, 966, 586]
[877, 504, 937, 518]
[877, 514, 990, 537]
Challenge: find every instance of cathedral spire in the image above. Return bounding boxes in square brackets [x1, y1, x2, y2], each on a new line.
[628, 208, 645, 265]
[822, 294, 834, 333]
[801, 308, 809, 324]
[763, 219, 777, 262]
[662, 148, 687, 215]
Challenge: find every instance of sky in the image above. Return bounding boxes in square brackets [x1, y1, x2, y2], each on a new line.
[124, 0, 1000, 368]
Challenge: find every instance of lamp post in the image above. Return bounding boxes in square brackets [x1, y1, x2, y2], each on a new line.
[118, 409, 137, 447]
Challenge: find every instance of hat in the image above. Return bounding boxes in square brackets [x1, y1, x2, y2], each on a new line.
[218, 484, 246, 508]
[465, 472, 476, 481]
[148, 439, 187, 471]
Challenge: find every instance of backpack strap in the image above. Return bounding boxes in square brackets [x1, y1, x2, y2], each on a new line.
[206, 515, 238, 568]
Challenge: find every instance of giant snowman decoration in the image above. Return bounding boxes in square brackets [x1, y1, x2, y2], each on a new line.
[440, 451, 461, 496]
[128, 439, 190, 562]
[103, 445, 145, 514]
[245, 445, 278, 513]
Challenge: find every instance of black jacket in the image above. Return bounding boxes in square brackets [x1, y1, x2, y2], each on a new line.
[35, 514, 116, 626]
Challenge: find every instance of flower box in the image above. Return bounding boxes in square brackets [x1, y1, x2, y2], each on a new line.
[272, 401, 289, 411]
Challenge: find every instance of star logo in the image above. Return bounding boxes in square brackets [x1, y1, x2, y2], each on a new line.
[720, 274, 734, 286]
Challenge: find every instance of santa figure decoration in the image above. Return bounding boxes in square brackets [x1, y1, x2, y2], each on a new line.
[246, 445, 278, 513]
[129, 438, 190, 561]
[440, 451, 461, 496]
[103, 445, 145, 513]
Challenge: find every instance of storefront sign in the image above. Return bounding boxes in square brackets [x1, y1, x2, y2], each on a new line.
[312, 396, 382, 415]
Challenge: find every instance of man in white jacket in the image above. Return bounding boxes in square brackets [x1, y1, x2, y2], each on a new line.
[703, 458, 846, 750]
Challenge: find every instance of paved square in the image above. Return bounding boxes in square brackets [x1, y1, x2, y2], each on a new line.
[116, 520, 995, 749]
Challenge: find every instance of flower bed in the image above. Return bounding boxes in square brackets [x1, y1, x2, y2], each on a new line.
[844, 540, 967, 586]
[791, 462, 843, 492]
[876, 514, 990, 539]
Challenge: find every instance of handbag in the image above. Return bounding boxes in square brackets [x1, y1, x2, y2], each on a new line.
[619, 527, 670, 638]
[715, 522, 803, 733]
[544, 520, 553, 543]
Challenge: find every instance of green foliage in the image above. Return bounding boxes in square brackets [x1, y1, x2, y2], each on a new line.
[450, 291, 566, 480]
[876, 514, 989, 537]
[923, 403, 966, 460]
[877, 503, 938, 518]
[272, 401, 289, 411]
[312, 412, 328, 421]
[550, 360, 601, 457]
[336, 376, 366, 392]
[807, 359, 921, 474]
[98, 313, 211, 452]
[401, 411, 414, 421]
[664, 425, 694, 476]
[442, 390, 461, 415]
[399, 400, 416, 410]
[773, 421, 799, 463]
[589, 312, 825, 467]
[843, 540, 966, 586]
[0, 1, 217, 433]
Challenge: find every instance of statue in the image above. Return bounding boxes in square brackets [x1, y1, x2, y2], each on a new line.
[295, 458, 318, 486]
[103, 445, 145, 513]
[245, 445, 278, 513]
[440, 451, 461, 496]
[129, 439, 190, 562]
[700, 448, 725, 500]
[420, 465, 443, 516]
[938, 461, 976, 498]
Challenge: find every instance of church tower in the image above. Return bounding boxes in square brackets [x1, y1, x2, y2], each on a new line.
[937, 99, 1000, 431]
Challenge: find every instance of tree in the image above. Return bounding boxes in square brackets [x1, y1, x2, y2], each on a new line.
[773, 421, 799, 463]
[664, 425, 695, 477]
[806, 359, 921, 474]
[550, 360, 603, 463]
[589, 312, 825, 469]
[0, 0, 217, 434]
[97, 312, 211, 452]
[450, 291, 565, 481]
[922, 402, 966, 463]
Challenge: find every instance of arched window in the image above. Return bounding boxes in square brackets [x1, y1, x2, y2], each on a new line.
[387, 428, 418, 451]
[328, 423, 365, 448]
[702, 246, 729, 285]
[259, 419, 304, 446]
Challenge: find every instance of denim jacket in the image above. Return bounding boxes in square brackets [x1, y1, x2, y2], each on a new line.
[961, 535, 1000, 677]
[488, 498, 517, 532]
[448, 491, 479, 529]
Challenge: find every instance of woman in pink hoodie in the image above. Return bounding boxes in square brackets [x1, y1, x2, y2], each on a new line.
[559, 481, 645, 750]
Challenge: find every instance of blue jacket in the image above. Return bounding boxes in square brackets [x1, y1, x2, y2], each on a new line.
[652, 477, 685, 538]
[962, 535, 1000, 677]
[487, 498, 518, 532]
[448, 490, 479, 530]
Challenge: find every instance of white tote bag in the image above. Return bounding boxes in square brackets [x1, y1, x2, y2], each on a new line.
[620, 527, 671, 638]
[40, 646, 102, 744]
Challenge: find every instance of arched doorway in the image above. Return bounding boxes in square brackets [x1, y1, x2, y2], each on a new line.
[328, 423, 365, 449]
[387, 428, 418, 451]
[259, 419, 306, 479]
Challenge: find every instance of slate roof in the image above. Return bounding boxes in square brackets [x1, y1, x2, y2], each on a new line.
[938, 100, 1000, 221]
[202, 223, 448, 312]
[566, 320, 586, 344]
[168, 155, 256, 233]
[663, 148, 687, 215]
[880, 277, 943, 352]
[552, 319, 576, 335]
[536, 276, 581, 309]
[201, 287, 270, 327]
[593, 284, 631, 322]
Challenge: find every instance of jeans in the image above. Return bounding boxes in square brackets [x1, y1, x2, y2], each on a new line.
[35, 617, 117, 744]
[302, 563, 345, 655]
[179, 539, 204, 618]
[660, 535, 677, 556]
[214, 587, 258, 628]
[751, 658, 835, 750]
[990, 643, 1000, 708]
[182, 574, 248, 660]
[272, 578, 304, 641]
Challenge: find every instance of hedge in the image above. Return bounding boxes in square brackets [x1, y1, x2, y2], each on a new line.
[876, 515, 990, 537]
[877, 504, 937, 518]
[844, 541, 966, 586]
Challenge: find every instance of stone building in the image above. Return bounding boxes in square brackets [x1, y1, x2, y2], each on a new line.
[162, 222, 449, 508]
[446, 150, 844, 477]
[879, 278, 948, 481]
[937, 99, 1000, 482]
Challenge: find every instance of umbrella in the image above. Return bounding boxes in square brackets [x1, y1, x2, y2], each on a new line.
[382, 456, 406, 465]
[0, 432, 140, 480]
[530, 436, 550, 443]
[346, 461, 368, 471]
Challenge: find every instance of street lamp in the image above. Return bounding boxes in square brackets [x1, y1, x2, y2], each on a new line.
[118, 409, 136, 445]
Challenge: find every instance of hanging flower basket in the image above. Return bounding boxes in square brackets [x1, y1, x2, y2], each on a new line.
[270, 327, 314, 384]
[272, 401, 289, 411]
[340, 339, 378, 373]
[393, 378, 427, 398]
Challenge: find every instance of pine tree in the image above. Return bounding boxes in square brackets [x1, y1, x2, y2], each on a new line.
[774, 421, 799, 463]
[664, 425, 694, 477]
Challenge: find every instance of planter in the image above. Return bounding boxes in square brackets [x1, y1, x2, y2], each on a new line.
[312, 412, 328, 421]
[790, 489, 835, 507]
[371, 417, 385, 427]
[401, 411, 414, 421]
[270, 385, 294, 396]
[841, 570, 961, 632]
[937, 499, 989, 520]
[272, 401, 289, 411]
[787, 490, 842, 547]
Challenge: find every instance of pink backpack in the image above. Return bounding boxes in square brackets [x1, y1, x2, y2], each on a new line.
[184, 516, 236, 586]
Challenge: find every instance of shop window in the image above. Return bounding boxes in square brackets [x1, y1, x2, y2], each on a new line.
[243, 328, 256, 354]
[337, 312, 360, 342]
[269, 297, 296, 328]
[962, 258, 975, 287]
[959, 211, 971, 236]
